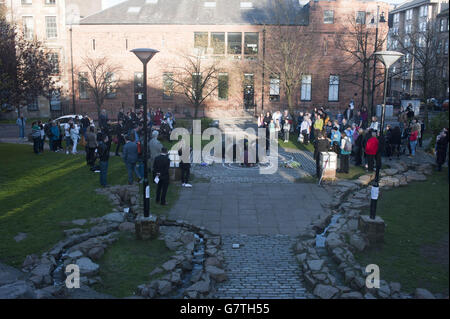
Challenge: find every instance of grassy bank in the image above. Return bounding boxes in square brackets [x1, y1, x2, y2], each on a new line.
[355, 169, 449, 295]
[0, 143, 178, 267]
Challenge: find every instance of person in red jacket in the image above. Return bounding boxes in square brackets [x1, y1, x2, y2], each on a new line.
[365, 130, 379, 172]
[409, 126, 419, 157]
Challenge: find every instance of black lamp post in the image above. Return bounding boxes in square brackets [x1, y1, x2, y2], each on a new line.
[131, 48, 159, 218]
[370, 7, 386, 117]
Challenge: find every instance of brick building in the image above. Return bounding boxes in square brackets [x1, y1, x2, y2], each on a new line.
[66, 0, 390, 119]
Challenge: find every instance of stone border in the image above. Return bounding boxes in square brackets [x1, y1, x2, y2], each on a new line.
[294, 161, 446, 299]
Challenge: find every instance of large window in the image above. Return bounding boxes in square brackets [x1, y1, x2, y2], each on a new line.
[79, 72, 88, 99]
[301, 75, 312, 101]
[211, 32, 225, 55]
[404, 36, 410, 47]
[419, 21, 427, 32]
[244, 32, 258, 56]
[27, 98, 39, 111]
[328, 75, 339, 102]
[105, 72, 116, 99]
[194, 32, 208, 52]
[406, 9, 413, 21]
[45, 0, 56, 5]
[228, 32, 242, 55]
[405, 23, 412, 34]
[45, 16, 57, 39]
[269, 74, 280, 102]
[48, 52, 59, 75]
[419, 5, 428, 17]
[22, 16, 34, 40]
[440, 18, 447, 32]
[50, 89, 61, 111]
[218, 73, 228, 100]
[324, 10, 334, 24]
[393, 13, 400, 24]
[356, 11, 365, 24]
[163, 73, 174, 100]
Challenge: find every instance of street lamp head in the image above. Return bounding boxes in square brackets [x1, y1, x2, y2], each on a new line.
[379, 12, 386, 23]
[131, 48, 159, 64]
[374, 50, 404, 68]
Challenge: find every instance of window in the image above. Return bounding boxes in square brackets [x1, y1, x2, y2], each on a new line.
[405, 23, 412, 34]
[79, 72, 88, 99]
[328, 75, 339, 102]
[50, 89, 61, 111]
[92, 39, 96, 51]
[440, 19, 446, 32]
[393, 13, 400, 23]
[134, 72, 143, 107]
[45, 16, 57, 39]
[211, 32, 225, 54]
[194, 32, 208, 53]
[419, 21, 427, 32]
[163, 73, 174, 100]
[48, 52, 59, 75]
[404, 36, 410, 47]
[244, 32, 258, 56]
[228, 32, 242, 55]
[392, 26, 399, 35]
[356, 11, 365, 24]
[22, 16, 34, 40]
[438, 40, 443, 54]
[405, 9, 413, 21]
[301, 75, 312, 101]
[269, 74, 280, 102]
[45, 0, 56, 5]
[105, 72, 116, 99]
[445, 40, 448, 55]
[192, 73, 202, 99]
[403, 53, 410, 63]
[218, 73, 228, 100]
[418, 35, 426, 48]
[27, 98, 38, 111]
[324, 10, 334, 24]
[419, 5, 428, 17]
[21, 0, 32, 4]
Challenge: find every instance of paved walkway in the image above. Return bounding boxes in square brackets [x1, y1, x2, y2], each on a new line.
[169, 182, 331, 235]
[213, 235, 312, 299]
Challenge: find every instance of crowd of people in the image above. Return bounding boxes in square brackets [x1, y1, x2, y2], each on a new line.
[256, 102, 448, 178]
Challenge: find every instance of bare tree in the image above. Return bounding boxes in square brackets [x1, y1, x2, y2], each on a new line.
[0, 17, 55, 117]
[80, 56, 121, 119]
[391, 18, 443, 127]
[260, 0, 313, 114]
[334, 14, 388, 116]
[168, 52, 220, 118]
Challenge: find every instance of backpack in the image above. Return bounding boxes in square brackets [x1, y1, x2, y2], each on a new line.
[344, 137, 352, 152]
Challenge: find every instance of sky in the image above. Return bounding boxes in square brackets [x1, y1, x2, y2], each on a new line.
[102, 0, 408, 10]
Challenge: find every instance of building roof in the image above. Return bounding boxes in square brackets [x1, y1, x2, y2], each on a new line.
[437, 7, 449, 17]
[79, 0, 310, 25]
[390, 0, 438, 14]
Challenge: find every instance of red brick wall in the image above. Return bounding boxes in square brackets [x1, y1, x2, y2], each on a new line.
[65, 0, 390, 119]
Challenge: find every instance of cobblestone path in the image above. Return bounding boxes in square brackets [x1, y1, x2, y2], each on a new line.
[213, 235, 313, 299]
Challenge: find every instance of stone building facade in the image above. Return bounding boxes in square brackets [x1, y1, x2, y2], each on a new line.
[67, 0, 390, 120]
[387, 0, 449, 100]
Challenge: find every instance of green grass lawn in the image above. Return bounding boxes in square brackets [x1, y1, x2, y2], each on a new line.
[355, 169, 449, 295]
[92, 232, 173, 298]
[0, 143, 178, 267]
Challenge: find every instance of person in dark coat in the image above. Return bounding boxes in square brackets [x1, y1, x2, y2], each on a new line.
[314, 132, 330, 178]
[435, 129, 449, 172]
[122, 134, 141, 185]
[98, 134, 111, 187]
[85, 126, 98, 169]
[354, 128, 364, 166]
[153, 147, 171, 205]
[390, 126, 402, 158]
[114, 120, 126, 156]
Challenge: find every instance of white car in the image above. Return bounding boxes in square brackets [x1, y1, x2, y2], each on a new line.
[54, 115, 94, 128]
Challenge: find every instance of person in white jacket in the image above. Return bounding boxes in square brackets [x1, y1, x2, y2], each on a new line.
[70, 123, 80, 154]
